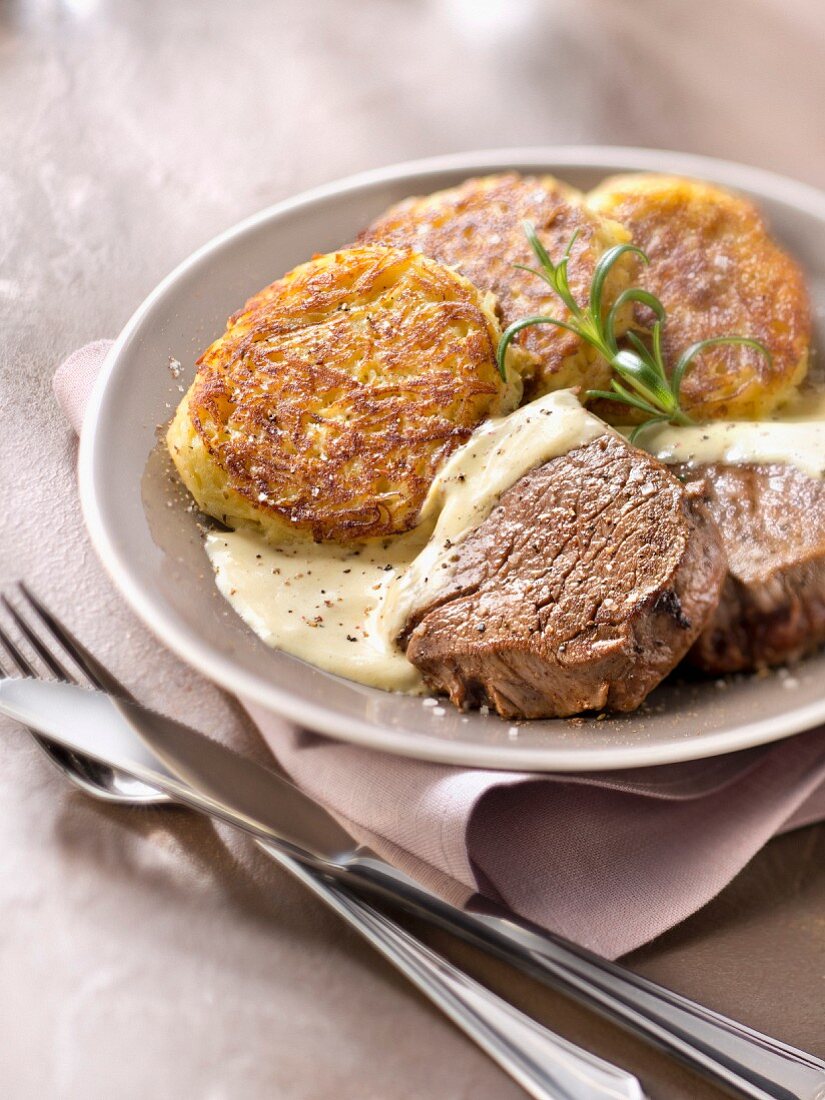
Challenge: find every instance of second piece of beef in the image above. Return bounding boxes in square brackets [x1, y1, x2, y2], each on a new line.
[681, 463, 825, 673]
[403, 433, 726, 718]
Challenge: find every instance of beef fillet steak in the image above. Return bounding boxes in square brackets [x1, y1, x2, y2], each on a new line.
[403, 434, 726, 718]
[680, 463, 825, 673]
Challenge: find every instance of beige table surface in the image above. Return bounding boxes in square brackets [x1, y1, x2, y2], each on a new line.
[2, 1, 825, 1097]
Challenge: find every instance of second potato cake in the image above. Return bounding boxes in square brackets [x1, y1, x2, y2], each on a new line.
[588, 174, 812, 420]
[359, 173, 636, 397]
[167, 245, 522, 544]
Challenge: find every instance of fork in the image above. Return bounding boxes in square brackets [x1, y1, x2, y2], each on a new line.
[0, 583, 645, 1100]
[5, 590, 825, 1100]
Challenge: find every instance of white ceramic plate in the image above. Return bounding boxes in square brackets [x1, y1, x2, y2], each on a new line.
[80, 147, 825, 771]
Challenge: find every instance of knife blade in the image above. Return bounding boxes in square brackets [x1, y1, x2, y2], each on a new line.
[3, 676, 825, 1100]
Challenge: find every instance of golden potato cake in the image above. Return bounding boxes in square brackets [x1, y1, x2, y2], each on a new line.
[359, 173, 636, 396]
[167, 245, 521, 544]
[588, 174, 812, 420]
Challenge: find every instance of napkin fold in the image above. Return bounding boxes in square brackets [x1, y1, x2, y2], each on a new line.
[55, 341, 825, 959]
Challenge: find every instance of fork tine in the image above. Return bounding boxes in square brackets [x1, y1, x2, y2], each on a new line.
[1, 595, 75, 682]
[0, 644, 13, 677]
[0, 621, 38, 677]
[4, 586, 165, 806]
[16, 583, 133, 698]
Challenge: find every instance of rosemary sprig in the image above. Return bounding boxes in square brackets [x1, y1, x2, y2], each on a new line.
[496, 221, 770, 440]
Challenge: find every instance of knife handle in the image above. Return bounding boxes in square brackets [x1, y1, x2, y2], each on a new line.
[263, 843, 645, 1100]
[3, 673, 819, 1100]
[344, 857, 825, 1100]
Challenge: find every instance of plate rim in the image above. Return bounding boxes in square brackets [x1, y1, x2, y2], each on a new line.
[78, 144, 825, 771]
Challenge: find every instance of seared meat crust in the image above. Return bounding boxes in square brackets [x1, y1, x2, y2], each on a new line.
[681, 463, 825, 672]
[404, 434, 726, 718]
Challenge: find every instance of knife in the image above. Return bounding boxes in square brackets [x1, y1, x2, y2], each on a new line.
[2, 677, 824, 1100]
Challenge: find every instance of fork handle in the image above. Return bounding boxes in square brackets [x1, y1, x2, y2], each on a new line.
[260, 842, 644, 1100]
[343, 857, 825, 1100]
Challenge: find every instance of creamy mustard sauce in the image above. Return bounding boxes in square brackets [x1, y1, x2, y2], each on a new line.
[206, 526, 426, 692]
[626, 388, 825, 477]
[205, 390, 606, 691]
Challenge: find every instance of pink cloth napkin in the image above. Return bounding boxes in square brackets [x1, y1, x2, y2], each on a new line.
[55, 341, 825, 959]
